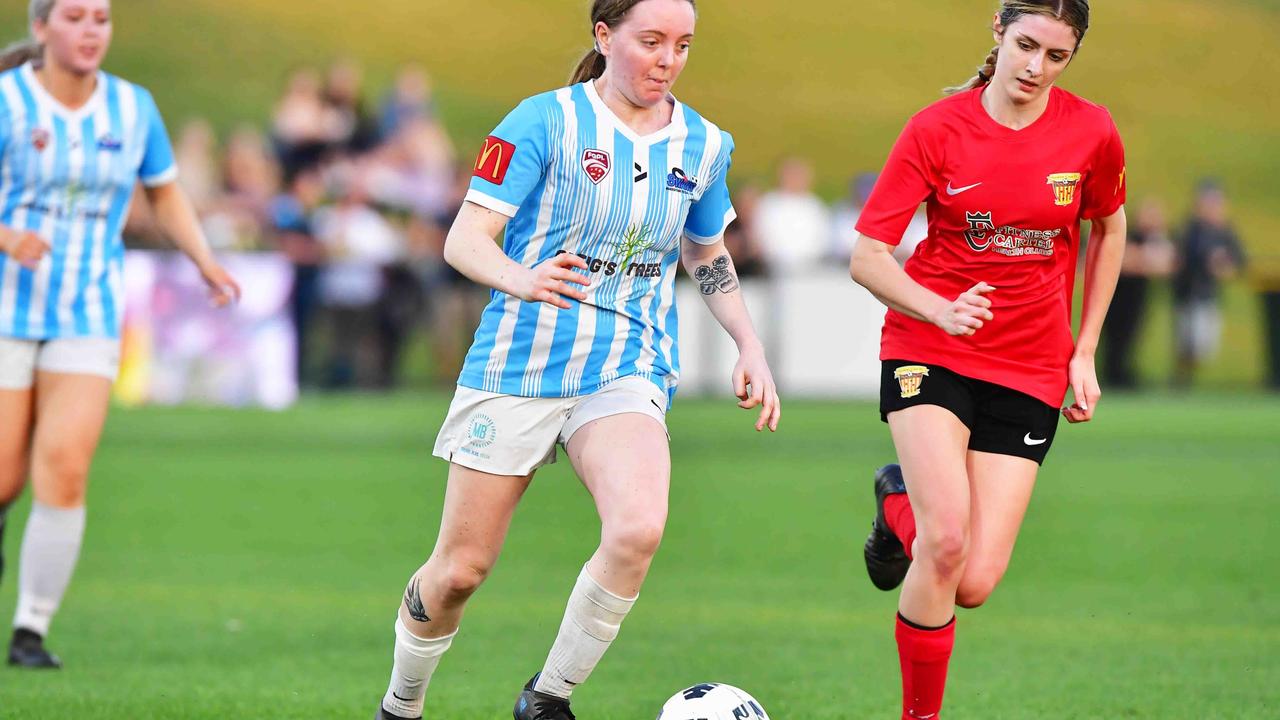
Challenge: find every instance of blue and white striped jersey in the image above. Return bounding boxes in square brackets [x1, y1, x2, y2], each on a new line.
[461, 81, 736, 401]
[0, 62, 176, 340]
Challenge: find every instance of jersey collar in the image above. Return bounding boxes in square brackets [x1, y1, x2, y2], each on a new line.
[21, 61, 107, 122]
[584, 79, 682, 145]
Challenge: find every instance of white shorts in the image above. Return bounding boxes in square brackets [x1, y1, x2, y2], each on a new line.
[0, 336, 121, 389]
[433, 375, 670, 476]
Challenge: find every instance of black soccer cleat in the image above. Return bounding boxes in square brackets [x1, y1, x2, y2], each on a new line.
[864, 463, 911, 591]
[374, 703, 420, 720]
[8, 628, 62, 669]
[513, 673, 577, 720]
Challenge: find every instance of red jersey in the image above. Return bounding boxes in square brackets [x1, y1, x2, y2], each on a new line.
[856, 86, 1126, 407]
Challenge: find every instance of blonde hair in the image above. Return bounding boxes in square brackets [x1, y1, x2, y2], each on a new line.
[0, 0, 59, 73]
[945, 0, 1090, 95]
[569, 0, 697, 84]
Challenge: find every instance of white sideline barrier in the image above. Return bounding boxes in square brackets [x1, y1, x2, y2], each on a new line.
[675, 269, 887, 399]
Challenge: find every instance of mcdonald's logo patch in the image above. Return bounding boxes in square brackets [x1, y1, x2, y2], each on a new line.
[473, 136, 516, 185]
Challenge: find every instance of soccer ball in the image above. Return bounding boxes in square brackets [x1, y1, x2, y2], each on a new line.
[657, 683, 770, 720]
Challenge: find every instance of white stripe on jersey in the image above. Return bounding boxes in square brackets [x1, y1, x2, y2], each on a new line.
[482, 88, 575, 392]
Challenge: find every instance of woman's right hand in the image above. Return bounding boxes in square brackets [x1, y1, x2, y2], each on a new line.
[931, 282, 995, 336]
[0, 228, 50, 270]
[515, 252, 591, 309]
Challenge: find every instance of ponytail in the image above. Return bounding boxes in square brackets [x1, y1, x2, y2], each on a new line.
[944, 44, 999, 95]
[569, 48, 608, 85]
[0, 39, 41, 74]
[1, 1, 59, 73]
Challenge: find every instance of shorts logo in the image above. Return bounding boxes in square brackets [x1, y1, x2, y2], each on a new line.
[465, 413, 497, 449]
[1046, 172, 1082, 206]
[30, 128, 50, 152]
[473, 136, 516, 185]
[582, 149, 611, 184]
[894, 365, 929, 399]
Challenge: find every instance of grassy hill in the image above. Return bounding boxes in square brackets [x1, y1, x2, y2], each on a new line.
[2, 0, 1278, 385]
[2, 1, 1276, 241]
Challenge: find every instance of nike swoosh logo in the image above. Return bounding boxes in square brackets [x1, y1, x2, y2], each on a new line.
[1023, 433, 1047, 446]
[392, 692, 415, 701]
[946, 181, 982, 196]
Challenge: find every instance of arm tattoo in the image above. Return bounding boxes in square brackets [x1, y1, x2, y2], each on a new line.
[403, 576, 431, 623]
[693, 254, 739, 295]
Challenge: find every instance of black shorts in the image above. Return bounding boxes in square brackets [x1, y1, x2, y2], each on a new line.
[879, 359, 1060, 465]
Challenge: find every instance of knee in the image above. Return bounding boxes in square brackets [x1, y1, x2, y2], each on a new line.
[955, 569, 1004, 609]
[918, 522, 969, 580]
[602, 513, 666, 563]
[36, 444, 91, 503]
[436, 554, 494, 600]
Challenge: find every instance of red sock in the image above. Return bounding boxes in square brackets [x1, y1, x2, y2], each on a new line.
[896, 613, 955, 720]
[883, 493, 917, 560]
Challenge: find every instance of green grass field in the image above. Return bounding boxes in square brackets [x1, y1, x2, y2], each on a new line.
[0, 392, 1276, 718]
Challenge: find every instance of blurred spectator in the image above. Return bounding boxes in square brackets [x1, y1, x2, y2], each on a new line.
[723, 182, 768, 277]
[272, 67, 350, 178]
[201, 126, 279, 251]
[324, 57, 380, 154]
[1102, 197, 1175, 389]
[830, 172, 877, 262]
[312, 167, 406, 388]
[756, 156, 830, 272]
[174, 119, 220, 214]
[379, 64, 439, 141]
[1172, 180, 1247, 387]
[365, 116, 456, 219]
[269, 166, 328, 386]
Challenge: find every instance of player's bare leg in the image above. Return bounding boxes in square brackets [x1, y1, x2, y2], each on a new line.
[954, 451, 1038, 609]
[0, 387, 35, 590]
[517, 413, 669, 717]
[380, 464, 532, 719]
[11, 372, 111, 668]
[886, 405, 971, 720]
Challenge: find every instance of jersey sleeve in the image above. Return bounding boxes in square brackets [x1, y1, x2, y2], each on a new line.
[1081, 114, 1126, 220]
[465, 97, 549, 217]
[855, 117, 934, 246]
[683, 130, 737, 244]
[137, 88, 177, 187]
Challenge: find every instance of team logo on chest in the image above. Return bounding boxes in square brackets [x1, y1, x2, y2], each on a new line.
[581, 148, 611, 184]
[30, 127, 50, 152]
[1046, 172, 1082, 206]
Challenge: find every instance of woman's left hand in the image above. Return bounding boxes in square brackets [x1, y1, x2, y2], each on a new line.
[1062, 354, 1100, 423]
[200, 262, 242, 308]
[731, 342, 781, 432]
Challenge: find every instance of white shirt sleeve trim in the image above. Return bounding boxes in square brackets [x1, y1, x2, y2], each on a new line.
[465, 188, 519, 218]
[683, 207, 738, 245]
[140, 166, 179, 188]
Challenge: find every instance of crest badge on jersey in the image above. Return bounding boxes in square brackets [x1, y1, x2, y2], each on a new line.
[581, 149, 611, 185]
[894, 365, 930, 399]
[30, 127, 50, 152]
[1046, 172, 1082, 206]
[473, 135, 516, 185]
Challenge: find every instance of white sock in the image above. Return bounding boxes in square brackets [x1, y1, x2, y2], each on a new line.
[13, 502, 86, 637]
[381, 618, 456, 718]
[534, 565, 637, 699]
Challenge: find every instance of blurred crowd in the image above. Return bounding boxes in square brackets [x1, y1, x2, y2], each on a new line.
[123, 60, 1250, 391]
